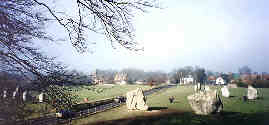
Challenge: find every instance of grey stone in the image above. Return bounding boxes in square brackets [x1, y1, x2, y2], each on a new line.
[221, 86, 230, 97]
[194, 83, 201, 92]
[126, 88, 148, 111]
[204, 86, 211, 91]
[187, 90, 223, 115]
[23, 91, 27, 101]
[12, 91, 17, 99]
[3, 90, 7, 99]
[247, 85, 258, 100]
[38, 93, 44, 103]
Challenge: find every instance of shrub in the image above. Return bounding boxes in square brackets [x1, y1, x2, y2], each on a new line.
[235, 80, 269, 88]
[46, 85, 79, 112]
[235, 81, 248, 88]
[252, 80, 269, 88]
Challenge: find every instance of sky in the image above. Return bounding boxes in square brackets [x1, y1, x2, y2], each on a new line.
[38, 0, 269, 73]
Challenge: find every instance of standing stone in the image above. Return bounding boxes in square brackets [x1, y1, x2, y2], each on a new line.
[12, 91, 17, 99]
[15, 87, 19, 92]
[38, 93, 44, 103]
[22, 91, 27, 101]
[12, 86, 19, 99]
[194, 85, 197, 92]
[205, 86, 211, 91]
[228, 84, 238, 88]
[3, 90, 7, 99]
[194, 83, 201, 92]
[126, 88, 148, 111]
[187, 90, 223, 115]
[221, 86, 230, 97]
[247, 85, 258, 100]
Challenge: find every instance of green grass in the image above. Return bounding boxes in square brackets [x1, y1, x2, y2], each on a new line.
[71, 85, 269, 125]
[68, 84, 152, 103]
[19, 84, 151, 119]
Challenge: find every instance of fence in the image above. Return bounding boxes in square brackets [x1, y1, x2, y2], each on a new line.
[16, 84, 174, 125]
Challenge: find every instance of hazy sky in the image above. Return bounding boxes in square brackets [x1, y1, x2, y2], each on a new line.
[38, 0, 269, 73]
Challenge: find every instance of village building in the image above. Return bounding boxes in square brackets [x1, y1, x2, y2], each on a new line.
[207, 76, 216, 84]
[135, 80, 145, 85]
[90, 70, 104, 85]
[183, 75, 194, 84]
[114, 72, 128, 85]
[216, 77, 226, 85]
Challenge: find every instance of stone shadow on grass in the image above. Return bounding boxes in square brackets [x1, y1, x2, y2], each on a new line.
[148, 107, 168, 111]
[89, 111, 269, 125]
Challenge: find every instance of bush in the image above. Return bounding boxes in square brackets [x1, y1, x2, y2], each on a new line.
[46, 85, 79, 112]
[236, 81, 248, 88]
[252, 80, 269, 88]
[235, 80, 269, 88]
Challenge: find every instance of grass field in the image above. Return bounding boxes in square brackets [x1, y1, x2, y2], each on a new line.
[69, 84, 152, 103]
[71, 85, 269, 125]
[19, 84, 151, 119]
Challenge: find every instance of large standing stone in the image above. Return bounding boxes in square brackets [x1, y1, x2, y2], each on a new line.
[228, 84, 238, 88]
[194, 85, 197, 92]
[38, 93, 44, 103]
[126, 88, 148, 111]
[12, 91, 17, 99]
[23, 91, 27, 101]
[221, 86, 230, 97]
[187, 90, 223, 115]
[205, 86, 211, 91]
[247, 85, 258, 100]
[194, 83, 201, 92]
[3, 90, 7, 99]
[12, 87, 19, 99]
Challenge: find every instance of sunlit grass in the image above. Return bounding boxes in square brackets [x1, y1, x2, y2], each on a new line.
[69, 84, 152, 103]
[71, 85, 269, 125]
[21, 84, 151, 119]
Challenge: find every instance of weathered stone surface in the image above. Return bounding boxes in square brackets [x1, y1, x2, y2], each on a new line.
[205, 86, 211, 91]
[12, 91, 17, 99]
[228, 84, 238, 88]
[187, 90, 223, 115]
[12, 87, 19, 99]
[3, 90, 7, 98]
[221, 86, 230, 97]
[126, 88, 148, 111]
[247, 85, 258, 100]
[38, 93, 44, 103]
[22, 91, 27, 101]
[194, 83, 201, 92]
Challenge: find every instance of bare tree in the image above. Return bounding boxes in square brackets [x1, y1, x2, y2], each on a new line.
[0, 1, 76, 123]
[0, 0, 67, 83]
[33, 0, 159, 53]
[1, 0, 160, 122]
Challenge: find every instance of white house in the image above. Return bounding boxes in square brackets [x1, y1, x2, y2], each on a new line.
[135, 80, 145, 84]
[183, 75, 194, 84]
[216, 77, 226, 85]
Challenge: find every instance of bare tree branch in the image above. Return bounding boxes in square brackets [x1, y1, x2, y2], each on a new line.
[33, 0, 160, 52]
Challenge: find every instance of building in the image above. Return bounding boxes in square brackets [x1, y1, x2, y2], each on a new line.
[216, 77, 226, 85]
[135, 80, 145, 85]
[207, 76, 216, 84]
[114, 72, 128, 85]
[90, 70, 104, 85]
[183, 75, 194, 84]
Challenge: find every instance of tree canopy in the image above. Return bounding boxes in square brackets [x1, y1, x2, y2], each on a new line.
[239, 65, 252, 75]
[1, 0, 159, 82]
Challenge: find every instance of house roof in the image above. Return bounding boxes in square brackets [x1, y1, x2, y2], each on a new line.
[232, 73, 240, 80]
[208, 76, 216, 81]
